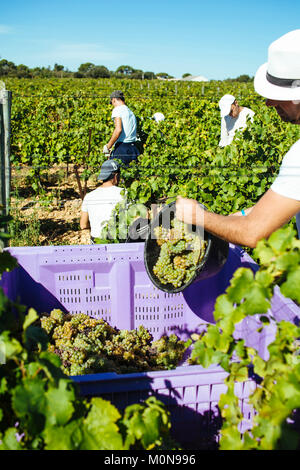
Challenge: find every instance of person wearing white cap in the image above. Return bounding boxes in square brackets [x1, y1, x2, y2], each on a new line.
[218, 94, 255, 147]
[80, 160, 125, 243]
[176, 29, 300, 247]
[153, 112, 165, 123]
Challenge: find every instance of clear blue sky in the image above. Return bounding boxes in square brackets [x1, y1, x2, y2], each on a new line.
[0, 0, 299, 80]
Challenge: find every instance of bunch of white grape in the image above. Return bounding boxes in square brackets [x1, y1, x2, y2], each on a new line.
[153, 218, 206, 289]
[40, 310, 187, 376]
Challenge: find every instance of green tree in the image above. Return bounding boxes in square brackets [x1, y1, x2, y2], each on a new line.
[86, 65, 110, 78]
[115, 65, 135, 76]
[144, 71, 156, 80]
[156, 72, 173, 79]
[236, 74, 253, 83]
[78, 62, 95, 75]
[16, 64, 31, 78]
[53, 64, 64, 72]
[0, 60, 17, 76]
[31, 67, 52, 78]
[131, 69, 144, 79]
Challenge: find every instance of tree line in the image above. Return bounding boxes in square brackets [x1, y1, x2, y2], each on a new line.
[0, 59, 174, 80]
[0, 59, 253, 82]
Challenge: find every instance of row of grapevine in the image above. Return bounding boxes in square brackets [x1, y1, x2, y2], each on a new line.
[6, 77, 300, 219]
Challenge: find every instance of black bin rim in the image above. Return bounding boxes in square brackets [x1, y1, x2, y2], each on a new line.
[144, 201, 212, 294]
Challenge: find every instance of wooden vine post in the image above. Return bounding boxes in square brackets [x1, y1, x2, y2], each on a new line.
[0, 83, 12, 248]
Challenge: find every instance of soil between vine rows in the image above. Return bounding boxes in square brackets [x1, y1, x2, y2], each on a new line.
[10, 164, 97, 246]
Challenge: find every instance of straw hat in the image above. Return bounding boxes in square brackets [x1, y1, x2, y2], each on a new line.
[254, 29, 300, 101]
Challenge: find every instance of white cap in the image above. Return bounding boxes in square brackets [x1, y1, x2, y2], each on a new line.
[153, 112, 165, 122]
[218, 95, 235, 117]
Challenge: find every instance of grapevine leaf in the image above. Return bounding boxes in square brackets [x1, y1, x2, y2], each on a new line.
[45, 380, 75, 427]
[83, 397, 124, 450]
[0, 251, 18, 276]
[226, 268, 254, 303]
[280, 267, 300, 304]
[12, 378, 47, 435]
[43, 420, 83, 450]
[0, 428, 23, 450]
[140, 408, 164, 449]
[275, 252, 300, 272]
[213, 294, 234, 322]
[23, 308, 39, 331]
[219, 426, 245, 450]
[268, 226, 296, 253]
[241, 284, 270, 316]
[0, 377, 7, 394]
[24, 324, 49, 351]
[253, 242, 275, 265]
[0, 331, 23, 359]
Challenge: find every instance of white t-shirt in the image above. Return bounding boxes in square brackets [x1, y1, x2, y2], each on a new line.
[111, 105, 137, 143]
[219, 107, 255, 147]
[81, 186, 124, 238]
[271, 138, 300, 237]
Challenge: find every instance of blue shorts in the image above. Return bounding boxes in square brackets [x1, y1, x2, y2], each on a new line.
[110, 142, 140, 166]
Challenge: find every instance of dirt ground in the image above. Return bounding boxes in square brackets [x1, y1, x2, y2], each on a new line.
[10, 165, 97, 246]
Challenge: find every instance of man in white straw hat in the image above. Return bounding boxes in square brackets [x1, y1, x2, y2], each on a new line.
[218, 94, 255, 147]
[176, 29, 300, 248]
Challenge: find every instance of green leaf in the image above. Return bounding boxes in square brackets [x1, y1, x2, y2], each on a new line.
[255, 270, 274, 287]
[45, 380, 75, 427]
[24, 324, 49, 351]
[230, 362, 249, 382]
[83, 398, 124, 450]
[12, 378, 47, 435]
[226, 268, 254, 303]
[241, 284, 271, 315]
[23, 308, 39, 331]
[0, 331, 23, 359]
[268, 226, 296, 253]
[220, 426, 245, 450]
[253, 418, 281, 449]
[280, 267, 300, 304]
[213, 294, 234, 322]
[275, 252, 300, 272]
[0, 251, 18, 276]
[253, 241, 275, 265]
[0, 377, 7, 394]
[0, 428, 23, 450]
[43, 420, 83, 450]
[253, 355, 266, 377]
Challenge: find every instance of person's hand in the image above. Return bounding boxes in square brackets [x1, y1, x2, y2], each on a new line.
[175, 196, 204, 226]
[103, 144, 111, 156]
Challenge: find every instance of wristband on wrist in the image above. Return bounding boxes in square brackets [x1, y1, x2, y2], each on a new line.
[241, 209, 246, 216]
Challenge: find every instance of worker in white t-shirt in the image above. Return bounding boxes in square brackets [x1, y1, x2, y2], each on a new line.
[80, 160, 124, 243]
[176, 29, 300, 246]
[218, 94, 255, 147]
[103, 90, 140, 165]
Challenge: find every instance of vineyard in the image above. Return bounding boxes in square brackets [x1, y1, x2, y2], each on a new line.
[1, 76, 300, 451]
[6, 77, 300, 246]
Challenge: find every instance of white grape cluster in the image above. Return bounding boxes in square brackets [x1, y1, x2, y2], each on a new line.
[40, 310, 187, 375]
[153, 218, 206, 289]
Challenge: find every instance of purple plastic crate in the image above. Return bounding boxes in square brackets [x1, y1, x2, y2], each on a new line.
[1, 243, 260, 340]
[2, 242, 300, 448]
[2, 243, 298, 349]
[72, 364, 257, 448]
